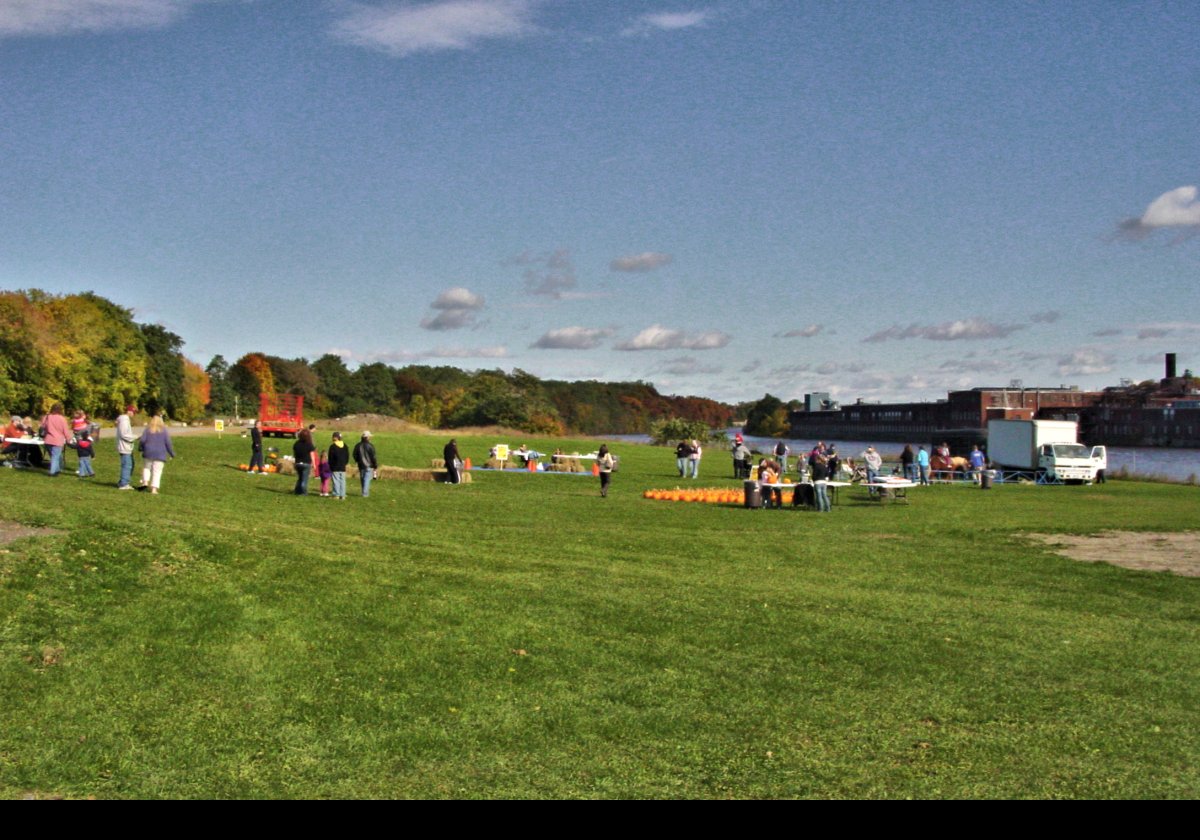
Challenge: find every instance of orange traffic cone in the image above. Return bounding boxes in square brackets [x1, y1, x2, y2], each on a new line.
[591, 462, 600, 476]
[463, 457, 472, 471]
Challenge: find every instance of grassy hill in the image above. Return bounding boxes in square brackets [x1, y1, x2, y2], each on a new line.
[1, 433, 1197, 798]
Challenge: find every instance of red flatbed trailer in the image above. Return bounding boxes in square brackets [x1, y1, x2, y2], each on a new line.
[259, 393, 304, 437]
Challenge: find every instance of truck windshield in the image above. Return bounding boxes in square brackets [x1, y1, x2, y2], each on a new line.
[1051, 444, 1091, 458]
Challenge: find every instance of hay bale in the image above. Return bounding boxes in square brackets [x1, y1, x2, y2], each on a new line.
[274, 460, 468, 482]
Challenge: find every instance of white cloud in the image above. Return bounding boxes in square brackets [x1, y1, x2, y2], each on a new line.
[938, 357, 1014, 374]
[425, 345, 508, 358]
[332, 0, 538, 57]
[863, 317, 1025, 343]
[431, 286, 485, 310]
[622, 9, 711, 37]
[0, 0, 200, 36]
[653, 355, 721, 377]
[776, 324, 823, 338]
[1056, 349, 1114, 376]
[1137, 321, 1200, 333]
[615, 324, 731, 351]
[1030, 310, 1061, 324]
[1117, 185, 1200, 240]
[420, 308, 478, 331]
[421, 286, 486, 330]
[509, 248, 576, 298]
[610, 252, 673, 272]
[531, 326, 613, 350]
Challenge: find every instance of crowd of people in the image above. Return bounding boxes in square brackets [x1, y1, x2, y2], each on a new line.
[282, 424, 379, 498]
[3, 403, 176, 493]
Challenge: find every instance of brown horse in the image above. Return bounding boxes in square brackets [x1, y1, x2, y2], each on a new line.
[930, 454, 969, 474]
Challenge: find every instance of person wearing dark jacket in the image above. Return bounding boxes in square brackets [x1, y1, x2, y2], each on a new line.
[353, 431, 378, 497]
[444, 438, 461, 484]
[249, 420, 265, 473]
[328, 432, 350, 499]
[292, 429, 315, 495]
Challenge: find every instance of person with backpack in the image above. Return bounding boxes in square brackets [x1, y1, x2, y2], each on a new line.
[774, 440, 790, 474]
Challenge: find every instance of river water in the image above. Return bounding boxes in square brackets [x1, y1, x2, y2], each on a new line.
[608, 432, 1200, 483]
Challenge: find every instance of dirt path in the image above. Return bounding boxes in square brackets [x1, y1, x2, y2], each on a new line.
[0, 520, 62, 545]
[1025, 531, 1200, 577]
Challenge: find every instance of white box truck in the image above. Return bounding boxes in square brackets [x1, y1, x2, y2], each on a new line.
[987, 419, 1107, 483]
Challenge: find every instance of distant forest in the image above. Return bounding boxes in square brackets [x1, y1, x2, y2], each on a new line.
[1, 290, 734, 436]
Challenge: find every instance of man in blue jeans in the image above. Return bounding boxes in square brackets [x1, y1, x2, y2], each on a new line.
[353, 430, 378, 497]
[115, 405, 137, 489]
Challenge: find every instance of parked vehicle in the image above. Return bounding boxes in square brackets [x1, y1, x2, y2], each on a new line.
[987, 419, 1106, 483]
[258, 393, 304, 438]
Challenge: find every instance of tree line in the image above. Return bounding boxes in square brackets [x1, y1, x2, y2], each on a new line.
[3, 290, 734, 435]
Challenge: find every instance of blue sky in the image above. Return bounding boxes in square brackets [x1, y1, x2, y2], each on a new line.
[2, 0, 1198, 404]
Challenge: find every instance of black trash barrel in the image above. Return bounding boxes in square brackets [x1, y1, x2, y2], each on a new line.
[743, 480, 763, 509]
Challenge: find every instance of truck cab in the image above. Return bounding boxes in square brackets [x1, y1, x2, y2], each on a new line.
[1038, 443, 1107, 484]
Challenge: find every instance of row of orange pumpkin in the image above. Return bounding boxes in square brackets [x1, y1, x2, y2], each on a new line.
[643, 487, 794, 505]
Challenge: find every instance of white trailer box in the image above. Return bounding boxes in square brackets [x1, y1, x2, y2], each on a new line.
[987, 419, 1107, 483]
[988, 419, 1078, 470]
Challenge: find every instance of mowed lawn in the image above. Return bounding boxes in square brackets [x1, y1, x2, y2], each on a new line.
[1, 432, 1197, 798]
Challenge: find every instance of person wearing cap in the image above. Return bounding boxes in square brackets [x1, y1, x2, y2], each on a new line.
[353, 431, 378, 497]
[115, 405, 137, 489]
[328, 431, 350, 499]
[731, 436, 751, 478]
[861, 445, 883, 496]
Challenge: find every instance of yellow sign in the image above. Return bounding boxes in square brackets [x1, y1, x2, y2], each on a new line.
[494, 444, 509, 461]
[214, 419, 225, 433]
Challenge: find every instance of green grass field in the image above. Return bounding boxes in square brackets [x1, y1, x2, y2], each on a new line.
[1, 432, 1197, 798]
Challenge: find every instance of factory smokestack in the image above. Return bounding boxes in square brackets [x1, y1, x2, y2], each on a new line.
[1166, 353, 1177, 379]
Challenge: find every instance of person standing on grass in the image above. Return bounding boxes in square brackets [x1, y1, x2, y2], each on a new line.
[675, 439, 691, 477]
[328, 432, 350, 499]
[969, 445, 986, 484]
[353, 431, 378, 497]
[597, 444, 615, 497]
[40, 402, 71, 477]
[810, 449, 832, 513]
[774, 440, 790, 474]
[115, 405, 137, 489]
[916, 446, 931, 485]
[248, 419, 265, 474]
[689, 439, 702, 479]
[732, 438, 751, 479]
[900, 444, 916, 482]
[317, 449, 332, 497]
[861, 445, 882, 496]
[74, 427, 96, 478]
[292, 428, 315, 496]
[138, 414, 175, 495]
[444, 438, 461, 485]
